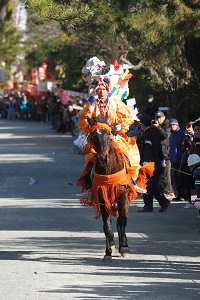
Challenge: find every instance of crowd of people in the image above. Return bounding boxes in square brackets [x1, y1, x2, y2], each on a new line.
[75, 89, 200, 221]
[0, 91, 87, 136]
[133, 95, 200, 220]
[1, 88, 200, 220]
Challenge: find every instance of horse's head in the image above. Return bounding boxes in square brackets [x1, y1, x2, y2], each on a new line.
[88, 116, 112, 165]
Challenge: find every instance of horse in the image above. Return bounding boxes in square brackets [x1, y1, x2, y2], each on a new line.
[77, 116, 154, 262]
[77, 116, 139, 262]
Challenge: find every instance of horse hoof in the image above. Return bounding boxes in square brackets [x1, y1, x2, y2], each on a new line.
[111, 244, 117, 253]
[102, 255, 112, 263]
[120, 248, 130, 258]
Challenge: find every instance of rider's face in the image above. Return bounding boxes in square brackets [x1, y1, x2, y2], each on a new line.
[96, 85, 108, 100]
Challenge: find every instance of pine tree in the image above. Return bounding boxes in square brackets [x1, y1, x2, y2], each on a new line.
[22, 0, 200, 121]
[0, 0, 25, 78]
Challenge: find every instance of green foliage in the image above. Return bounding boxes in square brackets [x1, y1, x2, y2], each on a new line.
[22, 0, 93, 29]
[21, 0, 200, 119]
[0, 1, 25, 78]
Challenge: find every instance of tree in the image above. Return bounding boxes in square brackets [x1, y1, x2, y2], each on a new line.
[0, 0, 25, 79]
[21, 0, 200, 122]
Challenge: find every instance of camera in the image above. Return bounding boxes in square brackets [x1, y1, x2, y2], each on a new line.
[151, 120, 158, 125]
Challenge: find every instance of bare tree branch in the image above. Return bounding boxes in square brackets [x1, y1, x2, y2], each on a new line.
[119, 55, 144, 70]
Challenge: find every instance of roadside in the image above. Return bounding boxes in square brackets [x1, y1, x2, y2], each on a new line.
[0, 119, 199, 300]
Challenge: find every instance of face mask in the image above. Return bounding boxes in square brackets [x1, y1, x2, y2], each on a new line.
[148, 99, 153, 103]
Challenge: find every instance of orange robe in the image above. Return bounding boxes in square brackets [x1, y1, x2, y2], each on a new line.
[78, 98, 141, 180]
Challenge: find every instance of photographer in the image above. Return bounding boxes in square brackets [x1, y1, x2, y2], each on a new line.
[151, 111, 175, 199]
[137, 113, 170, 212]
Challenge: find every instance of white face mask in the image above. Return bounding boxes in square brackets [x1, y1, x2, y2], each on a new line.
[148, 99, 153, 103]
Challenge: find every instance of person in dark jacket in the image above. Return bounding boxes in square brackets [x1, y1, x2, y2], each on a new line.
[143, 94, 159, 118]
[137, 114, 170, 212]
[169, 118, 185, 201]
[192, 118, 200, 155]
[187, 154, 200, 219]
[152, 111, 175, 199]
[179, 122, 195, 207]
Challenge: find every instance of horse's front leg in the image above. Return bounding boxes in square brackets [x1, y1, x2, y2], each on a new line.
[100, 198, 115, 262]
[117, 189, 130, 258]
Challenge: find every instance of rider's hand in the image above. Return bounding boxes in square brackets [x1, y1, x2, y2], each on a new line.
[111, 124, 122, 135]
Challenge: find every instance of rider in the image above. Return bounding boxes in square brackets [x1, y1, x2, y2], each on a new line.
[76, 77, 150, 199]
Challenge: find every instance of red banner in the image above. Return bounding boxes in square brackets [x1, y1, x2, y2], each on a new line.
[38, 61, 48, 81]
[31, 68, 39, 85]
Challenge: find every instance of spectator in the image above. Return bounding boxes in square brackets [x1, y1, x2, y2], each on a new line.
[143, 94, 159, 118]
[40, 97, 48, 122]
[179, 122, 195, 208]
[56, 102, 66, 133]
[68, 105, 77, 136]
[137, 113, 170, 212]
[169, 118, 185, 201]
[187, 154, 200, 219]
[152, 111, 175, 199]
[7, 94, 16, 121]
[192, 118, 200, 155]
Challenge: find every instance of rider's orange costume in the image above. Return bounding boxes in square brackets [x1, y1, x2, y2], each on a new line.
[78, 98, 141, 180]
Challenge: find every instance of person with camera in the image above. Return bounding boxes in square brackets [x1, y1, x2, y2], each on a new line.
[151, 111, 175, 199]
[137, 113, 170, 212]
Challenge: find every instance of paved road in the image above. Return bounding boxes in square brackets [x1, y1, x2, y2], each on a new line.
[0, 119, 199, 300]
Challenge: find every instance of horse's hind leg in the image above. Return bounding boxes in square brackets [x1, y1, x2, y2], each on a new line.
[117, 215, 130, 257]
[101, 203, 115, 262]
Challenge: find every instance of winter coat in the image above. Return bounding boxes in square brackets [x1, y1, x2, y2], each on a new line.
[143, 101, 159, 118]
[155, 118, 171, 160]
[140, 127, 163, 171]
[169, 127, 184, 164]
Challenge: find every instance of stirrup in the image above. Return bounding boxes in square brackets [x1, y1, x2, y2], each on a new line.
[76, 189, 92, 201]
[132, 178, 147, 194]
[134, 184, 147, 194]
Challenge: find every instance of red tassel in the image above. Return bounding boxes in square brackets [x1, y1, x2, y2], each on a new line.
[114, 60, 120, 71]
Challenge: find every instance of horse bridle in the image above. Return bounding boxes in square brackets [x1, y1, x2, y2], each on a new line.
[91, 127, 111, 166]
[98, 152, 110, 166]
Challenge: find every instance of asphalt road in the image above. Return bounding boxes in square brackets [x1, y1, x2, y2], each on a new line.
[0, 119, 199, 300]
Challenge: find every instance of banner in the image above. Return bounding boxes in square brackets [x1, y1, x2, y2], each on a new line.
[31, 68, 39, 85]
[38, 61, 48, 81]
[61, 90, 88, 103]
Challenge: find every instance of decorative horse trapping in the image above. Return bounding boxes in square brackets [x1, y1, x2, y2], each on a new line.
[76, 119, 154, 262]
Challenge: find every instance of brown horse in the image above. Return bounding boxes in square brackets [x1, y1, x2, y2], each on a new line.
[80, 117, 138, 262]
[77, 116, 154, 261]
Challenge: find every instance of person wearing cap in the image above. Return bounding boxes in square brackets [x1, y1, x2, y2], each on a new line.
[151, 111, 175, 199]
[136, 113, 170, 212]
[143, 94, 159, 118]
[169, 118, 185, 201]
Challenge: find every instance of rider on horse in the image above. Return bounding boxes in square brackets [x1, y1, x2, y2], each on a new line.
[76, 77, 154, 203]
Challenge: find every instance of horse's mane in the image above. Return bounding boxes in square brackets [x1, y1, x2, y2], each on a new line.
[89, 122, 112, 134]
